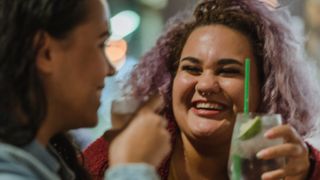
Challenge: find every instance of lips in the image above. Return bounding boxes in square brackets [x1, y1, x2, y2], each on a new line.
[97, 84, 105, 90]
[195, 102, 224, 110]
[191, 100, 227, 118]
[96, 84, 105, 100]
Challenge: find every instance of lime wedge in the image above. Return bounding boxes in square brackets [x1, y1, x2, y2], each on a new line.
[238, 116, 262, 140]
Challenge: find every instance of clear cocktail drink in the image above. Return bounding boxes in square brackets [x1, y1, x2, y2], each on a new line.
[228, 113, 285, 180]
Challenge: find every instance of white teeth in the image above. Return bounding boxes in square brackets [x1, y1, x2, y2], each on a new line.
[196, 102, 224, 110]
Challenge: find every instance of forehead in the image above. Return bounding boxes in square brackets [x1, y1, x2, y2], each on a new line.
[78, 0, 110, 34]
[181, 25, 253, 61]
[99, 0, 111, 20]
[59, 0, 109, 46]
[86, 0, 109, 23]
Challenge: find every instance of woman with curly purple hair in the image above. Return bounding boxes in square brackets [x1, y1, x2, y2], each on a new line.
[84, 0, 320, 179]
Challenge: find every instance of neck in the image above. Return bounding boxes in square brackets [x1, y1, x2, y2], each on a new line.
[171, 134, 229, 180]
[36, 110, 61, 146]
[36, 120, 57, 146]
[36, 101, 67, 146]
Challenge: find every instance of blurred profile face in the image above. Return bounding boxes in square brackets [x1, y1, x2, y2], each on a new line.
[305, 0, 320, 32]
[172, 25, 260, 145]
[41, 0, 114, 130]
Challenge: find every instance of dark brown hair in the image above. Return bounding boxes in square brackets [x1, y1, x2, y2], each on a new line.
[0, 0, 93, 179]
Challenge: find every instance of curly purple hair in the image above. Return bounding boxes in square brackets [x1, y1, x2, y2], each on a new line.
[126, 0, 320, 137]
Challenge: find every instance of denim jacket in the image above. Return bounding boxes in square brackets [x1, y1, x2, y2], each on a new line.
[0, 141, 159, 180]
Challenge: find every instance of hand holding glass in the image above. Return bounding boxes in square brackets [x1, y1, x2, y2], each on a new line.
[228, 113, 285, 180]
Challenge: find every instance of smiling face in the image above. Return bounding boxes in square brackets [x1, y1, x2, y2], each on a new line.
[172, 25, 261, 144]
[39, 0, 115, 131]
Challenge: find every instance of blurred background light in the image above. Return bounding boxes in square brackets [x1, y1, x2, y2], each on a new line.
[106, 39, 127, 70]
[110, 10, 141, 39]
[138, 0, 168, 10]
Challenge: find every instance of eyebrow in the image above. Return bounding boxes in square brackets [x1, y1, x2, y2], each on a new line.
[180, 56, 201, 64]
[180, 57, 243, 66]
[98, 30, 110, 38]
[217, 59, 243, 66]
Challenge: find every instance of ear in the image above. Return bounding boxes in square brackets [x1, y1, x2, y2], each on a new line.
[35, 32, 55, 74]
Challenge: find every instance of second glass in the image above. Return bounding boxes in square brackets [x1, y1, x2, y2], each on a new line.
[111, 96, 142, 129]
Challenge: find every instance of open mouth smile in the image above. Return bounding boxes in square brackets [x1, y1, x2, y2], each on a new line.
[191, 101, 227, 118]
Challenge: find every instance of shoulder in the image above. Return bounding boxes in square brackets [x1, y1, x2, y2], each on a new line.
[0, 142, 34, 163]
[0, 142, 59, 180]
[105, 163, 160, 180]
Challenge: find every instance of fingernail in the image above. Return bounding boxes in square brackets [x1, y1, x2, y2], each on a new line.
[261, 173, 269, 180]
[256, 150, 267, 159]
[264, 130, 273, 138]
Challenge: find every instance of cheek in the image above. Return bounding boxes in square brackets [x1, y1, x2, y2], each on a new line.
[220, 79, 244, 112]
[73, 49, 103, 82]
[172, 73, 198, 106]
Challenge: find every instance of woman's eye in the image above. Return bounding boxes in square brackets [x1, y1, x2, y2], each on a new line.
[181, 65, 202, 74]
[99, 42, 107, 49]
[217, 68, 241, 76]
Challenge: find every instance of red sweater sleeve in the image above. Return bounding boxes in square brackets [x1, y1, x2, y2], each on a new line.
[83, 137, 110, 180]
[309, 144, 320, 180]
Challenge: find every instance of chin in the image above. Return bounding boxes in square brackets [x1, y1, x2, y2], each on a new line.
[189, 119, 232, 139]
[79, 114, 99, 128]
[191, 127, 220, 139]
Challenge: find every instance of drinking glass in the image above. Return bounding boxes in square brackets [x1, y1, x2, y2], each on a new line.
[111, 96, 142, 129]
[228, 113, 285, 180]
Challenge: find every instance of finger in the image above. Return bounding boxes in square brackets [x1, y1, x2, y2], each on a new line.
[262, 165, 306, 179]
[261, 169, 285, 180]
[160, 118, 168, 128]
[123, 95, 164, 126]
[150, 115, 168, 128]
[160, 128, 171, 144]
[161, 130, 172, 152]
[284, 162, 309, 177]
[138, 113, 168, 129]
[265, 125, 300, 143]
[257, 143, 302, 160]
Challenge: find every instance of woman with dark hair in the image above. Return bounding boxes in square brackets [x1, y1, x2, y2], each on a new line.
[84, 0, 320, 179]
[0, 0, 170, 179]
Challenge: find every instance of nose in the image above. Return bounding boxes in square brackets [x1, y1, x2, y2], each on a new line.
[195, 73, 221, 96]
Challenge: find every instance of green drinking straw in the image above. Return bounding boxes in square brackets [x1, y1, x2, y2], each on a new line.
[244, 58, 250, 114]
[232, 58, 251, 180]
